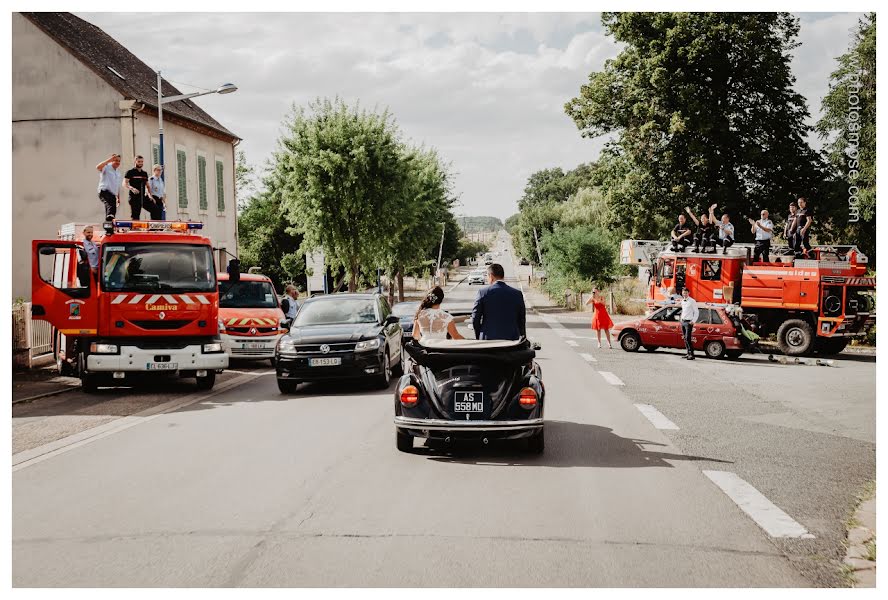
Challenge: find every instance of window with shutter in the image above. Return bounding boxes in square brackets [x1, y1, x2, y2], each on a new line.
[198, 155, 208, 211]
[177, 150, 188, 208]
[216, 160, 225, 213]
[152, 144, 160, 168]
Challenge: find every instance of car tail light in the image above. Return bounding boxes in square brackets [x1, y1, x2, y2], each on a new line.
[519, 387, 537, 409]
[400, 385, 419, 408]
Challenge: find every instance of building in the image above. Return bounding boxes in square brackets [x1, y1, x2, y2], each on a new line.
[11, 12, 240, 300]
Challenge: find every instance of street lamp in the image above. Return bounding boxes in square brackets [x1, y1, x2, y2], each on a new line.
[435, 222, 446, 284]
[156, 71, 237, 181]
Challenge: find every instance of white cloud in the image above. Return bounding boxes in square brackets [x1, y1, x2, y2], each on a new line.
[79, 12, 863, 221]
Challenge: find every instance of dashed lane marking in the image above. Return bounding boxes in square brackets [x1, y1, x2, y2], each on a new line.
[703, 471, 815, 539]
[634, 404, 679, 430]
[565, 340, 579, 347]
[579, 353, 598, 363]
[598, 371, 624, 386]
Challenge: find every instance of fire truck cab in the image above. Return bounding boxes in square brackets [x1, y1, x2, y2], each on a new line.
[31, 220, 228, 391]
[622, 240, 875, 357]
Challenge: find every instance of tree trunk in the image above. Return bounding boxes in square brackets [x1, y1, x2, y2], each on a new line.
[348, 260, 358, 293]
[397, 271, 405, 303]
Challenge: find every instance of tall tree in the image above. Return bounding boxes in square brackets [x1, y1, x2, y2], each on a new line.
[817, 13, 876, 262]
[566, 13, 825, 241]
[235, 149, 256, 212]
[277, 98, 411, 292]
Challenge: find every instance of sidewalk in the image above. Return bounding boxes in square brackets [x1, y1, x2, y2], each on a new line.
[11, 366, 80, 404]
[844, 484, 876, 587]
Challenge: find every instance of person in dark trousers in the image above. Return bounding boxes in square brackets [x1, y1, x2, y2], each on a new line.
[471, 263, 526, 340]
[124, 155, 151, 220]
[147, 164, 166, 220]
[685, 206, 715, 253]
[96, 153, 122, 220]
[709, 203, 735, 254]
[795, 197, 814, 258]
[670, 214, 693, 252]
[748, 209, 774, 263]
[679, 288, 699, 360]
[784, 201, 799, 251]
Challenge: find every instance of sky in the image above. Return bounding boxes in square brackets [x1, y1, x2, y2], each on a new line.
[80, 11, 865, 221]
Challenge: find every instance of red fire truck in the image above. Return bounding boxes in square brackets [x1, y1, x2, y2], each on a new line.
[32, 220, 228, 391]
[621, 240, 875, 356]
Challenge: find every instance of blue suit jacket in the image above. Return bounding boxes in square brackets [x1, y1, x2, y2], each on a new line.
[471, 280, 527, 340]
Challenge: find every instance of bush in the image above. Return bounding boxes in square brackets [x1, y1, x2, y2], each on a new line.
[541, 225, 617, 290]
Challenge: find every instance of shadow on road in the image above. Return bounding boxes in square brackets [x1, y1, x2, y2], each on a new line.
[418, 420, 733, 469]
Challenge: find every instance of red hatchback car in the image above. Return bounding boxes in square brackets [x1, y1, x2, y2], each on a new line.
[613, 304, 745, 359]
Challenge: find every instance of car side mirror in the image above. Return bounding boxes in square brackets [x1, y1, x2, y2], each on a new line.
[385, 315, 399, 325]
[280, 318, 292, 330]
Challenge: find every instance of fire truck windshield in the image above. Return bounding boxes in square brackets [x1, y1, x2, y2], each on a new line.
[219, 280, 278, 309]
[101, 244, 215, 292]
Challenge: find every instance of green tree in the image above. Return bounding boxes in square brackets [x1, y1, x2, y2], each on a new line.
[565, 13, 825, 241]
[277, 98, 411, 292]
[817, 13, 876, 262]
[235, 149, 256, 212]
[541, 225, 617, 292]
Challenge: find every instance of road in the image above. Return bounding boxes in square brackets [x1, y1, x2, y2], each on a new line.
[12, 233, 875, 587]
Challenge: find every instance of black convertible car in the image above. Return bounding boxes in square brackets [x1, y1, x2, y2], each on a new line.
[394, 338, 545, 453]
[275, 293, 403, 393]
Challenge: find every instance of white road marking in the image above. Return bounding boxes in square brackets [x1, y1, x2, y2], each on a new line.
[634, 404, 679, 430]
[565, 339, 579, 347]
[579, 353, 597, 363]
[598, 371, 625, 386]
[703, 471, 815, 539]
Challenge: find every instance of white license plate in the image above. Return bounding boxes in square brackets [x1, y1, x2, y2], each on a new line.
[309, 357, 341, 367]
[147, 362, 178, 370]
[454, 391, 484, 412]
[241, 342, 268, 349]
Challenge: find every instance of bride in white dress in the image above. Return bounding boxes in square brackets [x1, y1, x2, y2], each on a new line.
[412, 286, 464, 342]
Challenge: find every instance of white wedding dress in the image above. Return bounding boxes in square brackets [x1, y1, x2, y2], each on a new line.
[416, 308, 452, 342]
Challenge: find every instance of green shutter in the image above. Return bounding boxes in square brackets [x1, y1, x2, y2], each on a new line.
[198, 155, 208, 210]
[216, 160, 225, 212]
[152, 144, 160, 168]
[177, 150, 188, 208]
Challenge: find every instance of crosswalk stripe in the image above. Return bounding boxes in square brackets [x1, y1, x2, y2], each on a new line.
[565, 340, 579, 347]
[579, 353, 597, 363]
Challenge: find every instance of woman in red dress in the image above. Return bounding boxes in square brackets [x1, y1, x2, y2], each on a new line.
[586, 288, 614, 349]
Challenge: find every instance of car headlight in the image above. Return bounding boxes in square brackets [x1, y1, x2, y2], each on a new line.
[202, 342, 224, 353]
[89, 342, 118, 354]
[355, 338, 381, 352]
[277, 338, 296, 353]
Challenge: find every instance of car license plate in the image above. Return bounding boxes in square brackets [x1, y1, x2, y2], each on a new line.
[453, 391, 484, 413]
[147, 362, 177, 370]
[309, 357, 341, 367]
[241, 342, 268, 349]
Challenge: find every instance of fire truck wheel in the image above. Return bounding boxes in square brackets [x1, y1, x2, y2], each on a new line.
[777, 319, 814, 356]
[619, 331, 641, 352]
[704, 340, 726, 359]
[195, 371, 216, 391]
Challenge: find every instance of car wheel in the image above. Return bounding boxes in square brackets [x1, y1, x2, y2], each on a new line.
[376, 350, 392, 389]
[396, 429, 413, 453]
[527, 428, 545, 454]
[777, 319, 814, 356]
[704, 340, 726, 359]
[620, 331, 641, 352]
[195, 371, 216, 390]
[277, 378, 299, 394]
[79, 353, 99, 392]
[643, 345, 659, 352]
[725, 350, 743, 359]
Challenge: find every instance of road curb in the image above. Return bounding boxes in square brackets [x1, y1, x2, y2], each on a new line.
[12, 386, 80, 405]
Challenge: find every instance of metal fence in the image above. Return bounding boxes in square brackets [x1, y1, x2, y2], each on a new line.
[12, 302, 54, 369]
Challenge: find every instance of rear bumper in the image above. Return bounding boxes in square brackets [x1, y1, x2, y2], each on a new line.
[394, 416, 543, 438]
[87, 344, 228, 372]
[221, 333, 283, 359]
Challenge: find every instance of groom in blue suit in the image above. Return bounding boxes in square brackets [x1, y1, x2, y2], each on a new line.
[471, 263, 527, 340]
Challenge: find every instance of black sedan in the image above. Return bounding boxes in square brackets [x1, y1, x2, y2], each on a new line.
[391, 301, 420, 346]
[275, 293, 403, 393]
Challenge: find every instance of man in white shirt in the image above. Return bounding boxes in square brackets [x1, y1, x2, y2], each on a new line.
[748, 209, 774, 263]
[96, 153, 122, 220]
[709, 203, 735, 254]
[281, 285, 300, 321]
[680, 288, 699, 360]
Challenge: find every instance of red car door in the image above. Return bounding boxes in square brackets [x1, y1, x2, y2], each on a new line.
[645, 306, 682, 347]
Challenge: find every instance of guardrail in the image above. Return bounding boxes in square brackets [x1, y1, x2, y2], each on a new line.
[12, 302, 54, 369]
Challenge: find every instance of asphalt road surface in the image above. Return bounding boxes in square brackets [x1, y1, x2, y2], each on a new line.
[12, 233, 874, 587]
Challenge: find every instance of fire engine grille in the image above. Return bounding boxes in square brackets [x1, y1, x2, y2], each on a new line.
[226, 326, 277, 334]
[130, 320, 191, 330]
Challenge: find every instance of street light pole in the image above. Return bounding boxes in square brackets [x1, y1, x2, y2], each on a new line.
[435, 222, 446, 284]
[157, 71, 164, 182]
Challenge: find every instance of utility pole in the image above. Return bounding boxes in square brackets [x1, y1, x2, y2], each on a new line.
[532, 227, 543, 264]
[435, 222, 446, 284]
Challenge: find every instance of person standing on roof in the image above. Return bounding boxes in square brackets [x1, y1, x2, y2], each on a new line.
[748, 209, 774, 263]
[124, 155, 150, 220]
[96, 153, 122, 221]
[147, 164, 166, 220]
[795, 197, 814, 258]
[685, 206, 715, 253]
[783, 201, 799, 251]
[679, 288, 699, 360]
[709, 204, 735, 254]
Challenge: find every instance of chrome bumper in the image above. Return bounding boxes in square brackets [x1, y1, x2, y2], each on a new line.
[394, 416, 543, 431]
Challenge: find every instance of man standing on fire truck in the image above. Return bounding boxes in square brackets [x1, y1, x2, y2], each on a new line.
[680, 288, 699, 360]
[749, 209, 774, 263]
